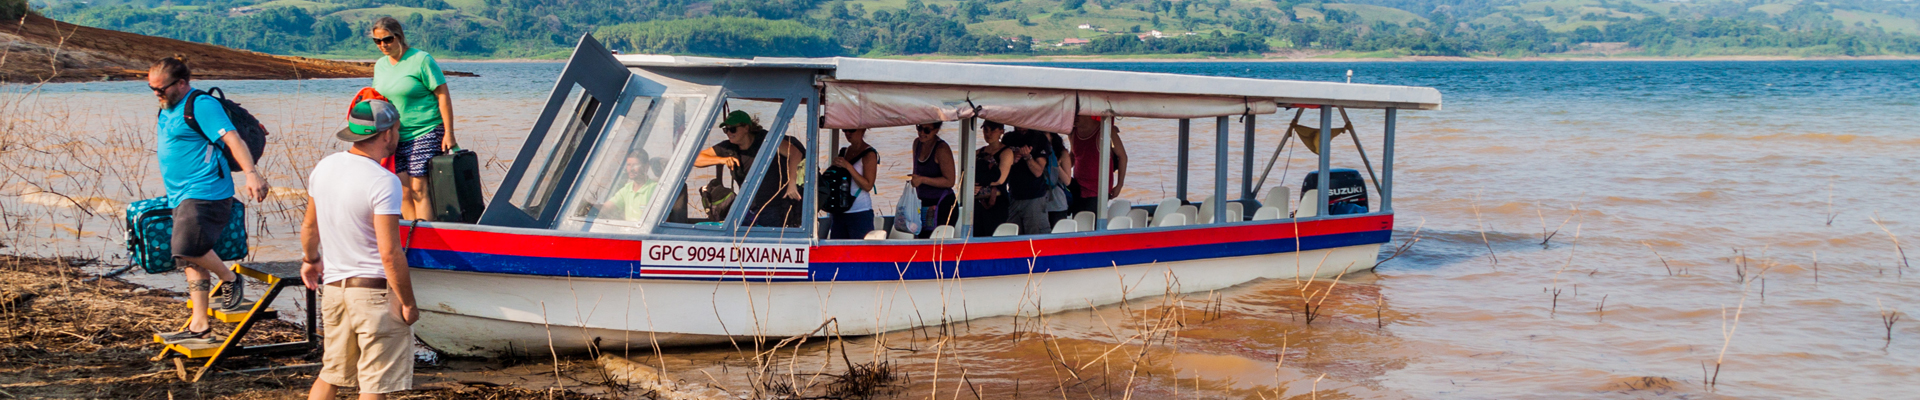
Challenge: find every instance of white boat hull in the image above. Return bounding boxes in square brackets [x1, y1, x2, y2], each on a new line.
[412, 243, 1380, 357]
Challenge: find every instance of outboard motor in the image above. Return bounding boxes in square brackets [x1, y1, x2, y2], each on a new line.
[1300, 169, 1367, 215]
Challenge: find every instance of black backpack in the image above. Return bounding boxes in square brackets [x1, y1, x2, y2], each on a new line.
[818, 166, 855, 214]
[182, 88, 269, 172]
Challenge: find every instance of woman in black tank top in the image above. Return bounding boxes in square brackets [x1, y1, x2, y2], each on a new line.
[972, 121, 1014, 237]
[910, 122, 956, 237]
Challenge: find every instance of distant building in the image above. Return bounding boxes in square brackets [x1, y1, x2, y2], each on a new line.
[1058, 38, 1091, 46]
[1078, 24, 1093, 29]
[1149, 30, 1165, 38]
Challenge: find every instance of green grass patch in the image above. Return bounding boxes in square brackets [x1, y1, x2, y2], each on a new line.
[327, 6, 456, 23]
[253, 0, 345, 13]
[1321, 4, 1424, 25]
[1832, 9, 1920, 35]
[441, 0, 490, 13]
[1317, 49, 1411, 59]
[1749, 3, 1793, 16]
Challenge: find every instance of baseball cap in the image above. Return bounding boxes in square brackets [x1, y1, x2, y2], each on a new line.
[720, 110, 755, 128]
[337, 99, 398, 142]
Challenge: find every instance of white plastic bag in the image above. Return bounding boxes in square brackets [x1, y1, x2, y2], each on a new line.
[893, 182, 922, 234]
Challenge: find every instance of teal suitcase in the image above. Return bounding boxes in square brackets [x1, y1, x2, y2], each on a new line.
[428, 150, 486, 223]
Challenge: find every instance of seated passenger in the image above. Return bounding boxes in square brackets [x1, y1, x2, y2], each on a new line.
[909, 121, 957, 237]
[694, 110, 806, 228]
[598, 155, 662, 221]
[827, 128, 878, 239]
[1067, 116, 1127, 216]
[1003, 128, 1053, 235]
[972, 121, 1013, 237]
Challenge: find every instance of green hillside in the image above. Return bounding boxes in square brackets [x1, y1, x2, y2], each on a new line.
[26, 0, 1920, 58]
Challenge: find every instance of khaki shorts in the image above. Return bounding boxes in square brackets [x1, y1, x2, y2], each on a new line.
[319, 285, 413, 394]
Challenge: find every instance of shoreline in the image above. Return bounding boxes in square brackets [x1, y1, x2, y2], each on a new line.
[392, 53, 1920, 64]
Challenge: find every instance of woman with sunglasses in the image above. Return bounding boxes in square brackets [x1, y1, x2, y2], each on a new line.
[908, 122, 957, 238]
[369, 16, 456, 221]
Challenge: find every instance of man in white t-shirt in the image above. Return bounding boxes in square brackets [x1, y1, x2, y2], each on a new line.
[299, 99, 418, 399]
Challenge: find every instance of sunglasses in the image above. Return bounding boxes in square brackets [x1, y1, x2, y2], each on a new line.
[149, 79, 180, 95]
[371, 35, 399, 45]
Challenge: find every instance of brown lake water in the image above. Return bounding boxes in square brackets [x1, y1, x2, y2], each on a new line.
[2, 60, 1917, 398]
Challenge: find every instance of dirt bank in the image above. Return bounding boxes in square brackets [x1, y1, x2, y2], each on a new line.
[0, 13, 372, 83]
[0, 255, 613, 399]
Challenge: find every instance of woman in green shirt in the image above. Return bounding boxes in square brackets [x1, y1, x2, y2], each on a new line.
[369, 17, 456, 220]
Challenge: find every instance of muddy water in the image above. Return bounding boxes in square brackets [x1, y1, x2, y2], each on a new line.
[3, 60, 1918, 398]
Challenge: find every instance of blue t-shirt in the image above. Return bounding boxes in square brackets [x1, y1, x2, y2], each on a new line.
[156, 87, 237, 207]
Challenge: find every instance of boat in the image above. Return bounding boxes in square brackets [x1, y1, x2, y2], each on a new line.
[402, 35, 1442, 357]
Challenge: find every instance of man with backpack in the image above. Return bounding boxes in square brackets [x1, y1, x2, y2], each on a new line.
[148, 57, 271, 344]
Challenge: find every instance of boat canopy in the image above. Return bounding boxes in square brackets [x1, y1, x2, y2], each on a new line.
[613, 55, 1442, 134]
[480, 36, 1438, 238]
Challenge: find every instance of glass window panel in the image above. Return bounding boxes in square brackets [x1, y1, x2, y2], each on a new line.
[510, 84, 598, 219]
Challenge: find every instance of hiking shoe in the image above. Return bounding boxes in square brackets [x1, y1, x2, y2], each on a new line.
[159, 328, 220, 345]
[215, 276, 246, 312]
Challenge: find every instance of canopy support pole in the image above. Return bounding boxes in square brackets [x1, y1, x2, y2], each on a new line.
[958, 118, 976, 237]
[805, 99, 820, 237]
[1317, 107, 1332, 218]
[1096, 117, 1113, 230]
[1214, 116, 1228, 225]
[1177, 119, 1189, 201]
[1241, 114, 1255, 201]
[1383, 108, 1396, 212]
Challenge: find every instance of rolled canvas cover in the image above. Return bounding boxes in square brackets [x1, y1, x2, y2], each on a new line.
[823, 82, 1076, 133]
[1077, 91, 1277, 118]
[824, 82, 1280, 133]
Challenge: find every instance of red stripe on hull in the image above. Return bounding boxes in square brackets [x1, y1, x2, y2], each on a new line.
[405, 215, 1392, 263]
[404, 225, 644, 261]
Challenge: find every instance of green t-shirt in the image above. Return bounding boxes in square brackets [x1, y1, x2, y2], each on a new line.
[605, 181, 659, 221]
[372, 48, 448, 142]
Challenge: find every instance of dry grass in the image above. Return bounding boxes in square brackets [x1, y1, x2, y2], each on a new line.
[0, 255, 613, 399]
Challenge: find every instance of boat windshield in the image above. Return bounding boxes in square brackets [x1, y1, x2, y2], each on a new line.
[554, 94, 705, 233]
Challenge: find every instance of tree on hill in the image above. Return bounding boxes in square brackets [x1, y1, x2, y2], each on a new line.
[4, 0, 31, 19]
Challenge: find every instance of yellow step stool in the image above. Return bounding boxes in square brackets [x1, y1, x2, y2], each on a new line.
[153, 262, 316, 382]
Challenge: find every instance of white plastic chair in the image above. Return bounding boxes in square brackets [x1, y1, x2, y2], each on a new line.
[1127, 209, 1150, 229]
[930, 225, 957, 239]
[1263, 187, 1289, 213]
[1107, 217, 1133, 230]
[1051, 219, 1079, 234]
[888, 230, 916, 239]
[993, 223, 1020, 237]
[1198, 195, 1217, 224]
[1252, 207, 1282, 221]
[1107, 199, 1132, 221]
[873, 214, 887, 233]
[1296, 189, 1320, 218]
[1177, 205, 1199, 224]
[1153, 198, 1182, 226]
[1159, 213, 1188, 227]
[1225, 202, 1245, 223]
[864, 230, 889, 240]
[1073, 211, 1095, 232]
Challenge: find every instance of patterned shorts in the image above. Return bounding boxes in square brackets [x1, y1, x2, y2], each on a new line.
[395, 126, 445, 177]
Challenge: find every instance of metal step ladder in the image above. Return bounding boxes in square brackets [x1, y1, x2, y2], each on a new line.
[152, 262, 317, 382]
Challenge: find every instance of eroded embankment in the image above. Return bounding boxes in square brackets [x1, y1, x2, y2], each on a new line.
[1, 13, 372, 83]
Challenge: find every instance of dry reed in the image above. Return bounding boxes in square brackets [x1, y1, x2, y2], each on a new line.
[1877, 298, 1901, 346]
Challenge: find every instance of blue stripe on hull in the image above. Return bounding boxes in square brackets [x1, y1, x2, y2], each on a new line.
[408, 230, 1389, 281]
